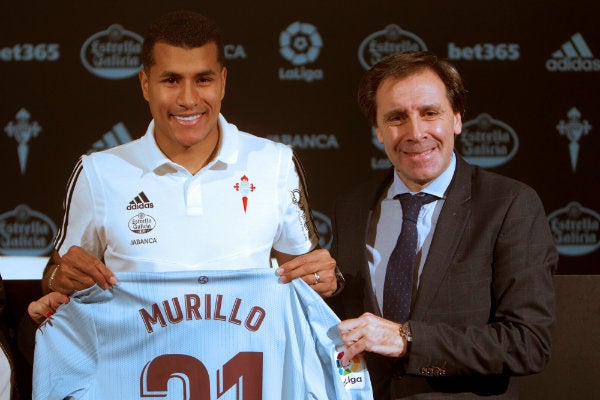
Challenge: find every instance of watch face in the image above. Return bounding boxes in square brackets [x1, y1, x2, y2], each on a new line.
[401, 322, 412, 341]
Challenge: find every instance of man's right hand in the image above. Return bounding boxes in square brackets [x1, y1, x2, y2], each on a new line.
[43, 247, 117, 294]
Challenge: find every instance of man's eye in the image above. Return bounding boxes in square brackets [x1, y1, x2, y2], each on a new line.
[163, 77, 177, 84]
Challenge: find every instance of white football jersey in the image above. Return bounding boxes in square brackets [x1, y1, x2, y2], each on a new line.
[33, 269, 373, 399]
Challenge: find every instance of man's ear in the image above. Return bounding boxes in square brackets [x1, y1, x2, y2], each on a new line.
[139, 69, 150, 101]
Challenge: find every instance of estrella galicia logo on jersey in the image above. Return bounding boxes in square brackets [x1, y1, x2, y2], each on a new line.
[548, 202, 600, 256]
[126, 192, 154, 210]
[312, 210, 333, 250]
[197, 276, 209, 284]
[358, 24, 427, 70]
[456, 113, 519, 168]
[128, 212, 156, 234]
[278, 21, 324, 82]
[4, 108, 42, 175]
[556, 107, 591, 172]
[80, 24, 142, 80]
[0, 204, 57, 256]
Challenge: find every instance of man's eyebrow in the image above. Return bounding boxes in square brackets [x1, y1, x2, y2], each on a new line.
[195, 70, 218, 78]
[158, 69, 217, 79]
[158, 70, 181, 79]
[418, 103, 444, 111]
[382, 109, 407, 120]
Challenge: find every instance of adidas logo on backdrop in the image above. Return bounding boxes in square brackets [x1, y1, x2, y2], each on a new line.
[87, 122, 132, 154]
[546, 33, 600, 72]
[126, 192, 154, 210]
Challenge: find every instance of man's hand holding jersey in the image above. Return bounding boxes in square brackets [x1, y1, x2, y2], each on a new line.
[44, 246, 339, 299]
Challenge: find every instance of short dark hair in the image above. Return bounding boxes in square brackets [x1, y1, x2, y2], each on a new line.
[141, 10, 224, 70]
[357, 51, 466, 127]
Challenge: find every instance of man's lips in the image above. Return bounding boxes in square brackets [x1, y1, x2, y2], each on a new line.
[400, 146, 436, 157]
[172, 113, 203, 125]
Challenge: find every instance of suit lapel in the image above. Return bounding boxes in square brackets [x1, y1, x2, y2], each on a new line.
[411, 156, 473, 317]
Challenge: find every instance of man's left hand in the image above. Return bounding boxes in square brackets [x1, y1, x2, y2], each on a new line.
[276, 248, 337, 298]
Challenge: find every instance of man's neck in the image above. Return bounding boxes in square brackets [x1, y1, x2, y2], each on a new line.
[157, 127, 221, 175]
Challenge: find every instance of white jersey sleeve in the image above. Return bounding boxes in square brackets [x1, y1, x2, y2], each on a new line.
[33, 269, 372, 399]
[273, 150, 319, 255]
[53, 156, 105, 259]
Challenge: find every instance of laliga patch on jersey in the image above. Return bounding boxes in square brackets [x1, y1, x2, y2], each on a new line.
[335, 347, 367, 390]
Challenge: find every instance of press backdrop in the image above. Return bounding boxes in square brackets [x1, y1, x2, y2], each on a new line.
[1, 0, 598, 275]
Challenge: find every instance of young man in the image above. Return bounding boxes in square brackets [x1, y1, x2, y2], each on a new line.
[42, 10, 341, 298]
[327, 51, 557, 399]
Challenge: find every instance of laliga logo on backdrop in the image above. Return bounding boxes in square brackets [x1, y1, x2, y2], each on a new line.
[278, 21, 324, 82]
[312, 210, 333, 250]
[556, 107, 591, 172]
[546, 32, 600, 72]
[370, 127, 392, 170]
[0, 205, 57, 256]
[358, 24, 427, 70]
[548, 202, 600, 256]
[80, 24, 143, 79]
[456, 113, 519, 168]
[4, 108, 42, 174]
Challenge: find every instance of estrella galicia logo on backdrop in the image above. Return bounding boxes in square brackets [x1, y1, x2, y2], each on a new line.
[0, 205, 57, 256]
[4, 108, 42, 175]
[456, 113, 519, 168]
[548, 202, 600, 256]
[358, 24, 427, 70]
[556, 107, 591, 172]
[546, 33, 600, 72]
[0, 43, 59, 62]
[312, 210, 333, 250]
[80, 24, 143, 79]
[87, 122, 132, 154]
[266, 133, 339, 150]
[370, 127, 392, 170]
[278, 21, 324, 82]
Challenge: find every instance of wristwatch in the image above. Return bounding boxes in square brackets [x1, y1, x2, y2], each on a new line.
[399, 321, 413, 342]
[329, 266, 346, 297]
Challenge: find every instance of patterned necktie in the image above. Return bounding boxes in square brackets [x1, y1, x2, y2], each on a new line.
[383, 192, 437, 323]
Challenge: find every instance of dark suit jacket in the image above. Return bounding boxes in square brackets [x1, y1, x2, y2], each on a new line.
[326, 155, 558, 399]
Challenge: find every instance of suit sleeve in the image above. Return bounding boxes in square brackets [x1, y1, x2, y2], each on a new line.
[407, 184, 558, 377]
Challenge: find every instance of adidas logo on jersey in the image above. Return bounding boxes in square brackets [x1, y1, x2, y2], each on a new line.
[127, 192, 154, 210]
[546, 33, 600, 72]
[87, 122, 132, 154]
